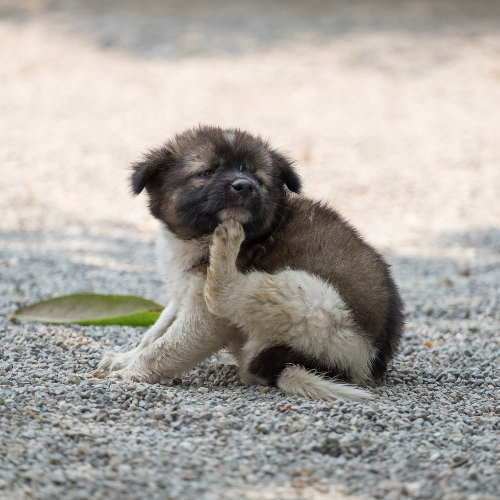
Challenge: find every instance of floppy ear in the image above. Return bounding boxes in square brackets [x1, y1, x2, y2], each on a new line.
[271, 150, 302, 193]
[130, 148, 173, 195]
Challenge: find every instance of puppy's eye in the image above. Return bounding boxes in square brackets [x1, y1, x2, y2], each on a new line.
[256, 177, 263, 186]
[199, 170, 214, 178]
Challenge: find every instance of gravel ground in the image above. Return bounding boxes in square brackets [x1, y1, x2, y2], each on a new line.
[1, 1, 500, 499]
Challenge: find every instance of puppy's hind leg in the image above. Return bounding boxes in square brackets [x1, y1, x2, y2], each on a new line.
[205, 219, 375, 400]
[204, 218, 244, 318]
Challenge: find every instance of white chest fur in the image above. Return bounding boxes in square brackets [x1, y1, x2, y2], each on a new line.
[156, 224, 210, 301]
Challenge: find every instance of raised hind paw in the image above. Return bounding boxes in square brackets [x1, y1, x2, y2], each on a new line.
[205, 219, 244, 317]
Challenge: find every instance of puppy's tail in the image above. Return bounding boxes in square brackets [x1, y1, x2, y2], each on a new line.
[277, 365, 374, 401]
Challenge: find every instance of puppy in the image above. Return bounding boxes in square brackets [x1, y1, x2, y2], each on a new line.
[95, 126, 404, 400]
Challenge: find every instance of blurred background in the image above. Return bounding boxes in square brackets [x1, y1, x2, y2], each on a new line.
[1, 0, 500, 276]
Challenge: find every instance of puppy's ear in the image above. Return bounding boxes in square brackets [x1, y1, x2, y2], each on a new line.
[271, 150, 302, 193]
[130, 148, 173, 195]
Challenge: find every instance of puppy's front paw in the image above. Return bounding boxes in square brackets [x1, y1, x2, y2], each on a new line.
[110, 365, 160, 384]
[109, 367, 138, 382]
[90, 368, 108, 379]
[92, 350, 139, 380]
[93, 351, 116, 373]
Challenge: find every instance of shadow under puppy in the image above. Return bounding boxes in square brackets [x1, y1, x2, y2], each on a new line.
[95, 126, 404, 400]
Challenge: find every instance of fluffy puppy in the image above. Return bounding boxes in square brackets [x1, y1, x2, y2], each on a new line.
[95, 126, 404, 400]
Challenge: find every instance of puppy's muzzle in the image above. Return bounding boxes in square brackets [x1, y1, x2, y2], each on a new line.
[231, 178, 255, 196]
[218, 174, 259, 223]
[226, 176, 258, 206]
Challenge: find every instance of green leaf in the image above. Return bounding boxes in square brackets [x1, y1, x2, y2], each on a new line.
[11, 293, 164, 327]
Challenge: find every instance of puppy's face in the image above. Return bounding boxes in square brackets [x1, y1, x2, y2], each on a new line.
[131, 126, 301, 241]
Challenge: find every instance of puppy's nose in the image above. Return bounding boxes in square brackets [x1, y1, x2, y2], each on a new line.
[231, 178, 254, 196]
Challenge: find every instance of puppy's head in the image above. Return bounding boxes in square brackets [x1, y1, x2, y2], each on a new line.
[131, 126, 301, 241]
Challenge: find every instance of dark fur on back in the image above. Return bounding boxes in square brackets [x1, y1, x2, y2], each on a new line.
[132, 125, 404, 382]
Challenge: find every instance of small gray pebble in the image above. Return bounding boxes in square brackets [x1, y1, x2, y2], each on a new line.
[68, 375, 82, 385]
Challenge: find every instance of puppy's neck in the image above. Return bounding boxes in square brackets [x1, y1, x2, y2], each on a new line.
[157, 223, 210, 271]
